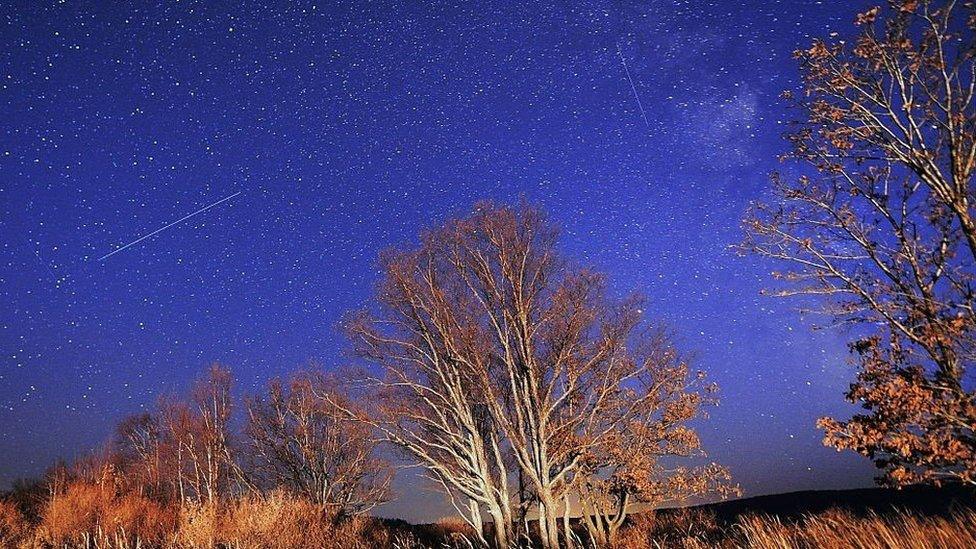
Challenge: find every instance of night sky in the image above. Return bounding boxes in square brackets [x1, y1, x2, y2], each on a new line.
[1, 0, 877, 522]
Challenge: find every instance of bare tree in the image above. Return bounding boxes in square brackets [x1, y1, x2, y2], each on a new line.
[158, 364, 245, 503]
[346, 261, 517, 548]
[350, 202, 727, 549]
[742, 0, 976, 485]
[114, 412, 164, 498]
[158, 396, 193, 502]
[244, 370, 393, 516]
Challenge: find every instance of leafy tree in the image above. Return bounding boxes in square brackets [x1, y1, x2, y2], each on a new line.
[742, 0, 976, 485]
[576, 332, 737, 546]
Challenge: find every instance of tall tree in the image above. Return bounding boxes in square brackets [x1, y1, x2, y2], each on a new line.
[159, 364, 244, 503]
[350, 202, 727, 548]
[345, 245, 518, 548]
[114, 412, 164, 498]
[742, 0, 976, 485]
[244, 370, 393, 515]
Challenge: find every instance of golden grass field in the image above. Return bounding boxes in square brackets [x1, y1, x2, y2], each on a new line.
[2, 483, 975, 548]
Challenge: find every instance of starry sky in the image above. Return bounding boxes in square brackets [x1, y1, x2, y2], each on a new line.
[1, 0, 878, 522]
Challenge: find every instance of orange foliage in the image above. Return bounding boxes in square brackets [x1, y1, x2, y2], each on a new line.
[742, 0, 976, 486]
[0, 500, 27, 547]
[818, 336, 976, 486]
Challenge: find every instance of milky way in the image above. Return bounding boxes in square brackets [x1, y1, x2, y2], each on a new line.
[1, 0, 874, 521]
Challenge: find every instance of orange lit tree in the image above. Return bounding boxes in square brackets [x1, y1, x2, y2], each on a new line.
[244, 370, 393, 516]
[350, 202, 729, 548]
[742, 0, 976, 485]
[115, 364, 248, 503]
[576, 332, 737, 546]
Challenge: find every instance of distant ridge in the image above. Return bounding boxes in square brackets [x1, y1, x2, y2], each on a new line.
[680, 485, 976, 522]
[398, 485, 976, 531]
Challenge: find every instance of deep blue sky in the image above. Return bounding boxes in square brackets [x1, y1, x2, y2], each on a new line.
[1, 0, 876, 521]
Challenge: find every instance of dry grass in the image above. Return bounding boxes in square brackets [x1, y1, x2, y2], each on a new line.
[615, 507, 976, 549]
[34, 481, 177, 548]
[38, 481, 113, 546]
[5, 485, 976, 548]
[737, 508, 976, 549]
[613, 508, 723, 549]
[19, 483, 400, 548]
[0, 499, 28, 546]
[176, 492, 391, 549]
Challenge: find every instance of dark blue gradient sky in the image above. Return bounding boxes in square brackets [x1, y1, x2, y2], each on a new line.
[1, 0, 875, 521]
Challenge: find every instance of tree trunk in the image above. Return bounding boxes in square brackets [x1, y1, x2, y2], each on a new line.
[469, 499, 487, 547]
[588, 515, 609, 548]
[538, 495, 561, 549]
[606, 492, 629, 545]
[485, 502, 513, 549]
[579, 493, 609, 548]
[515, 471, 530, 543]
[562, 493, 574, 547]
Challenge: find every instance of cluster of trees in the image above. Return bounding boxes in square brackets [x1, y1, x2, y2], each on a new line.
[743, 0, 976, 487]
[48, 365, 392, 521]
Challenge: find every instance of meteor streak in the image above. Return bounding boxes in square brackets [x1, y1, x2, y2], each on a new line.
[98, 191, 241, 261]
[617, 44, 650, 129]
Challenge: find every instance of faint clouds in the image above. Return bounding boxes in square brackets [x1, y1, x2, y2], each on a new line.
[689, 84, 760, 168]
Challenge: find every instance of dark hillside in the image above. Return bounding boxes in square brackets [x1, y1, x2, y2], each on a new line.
[677, 485, 976, 523]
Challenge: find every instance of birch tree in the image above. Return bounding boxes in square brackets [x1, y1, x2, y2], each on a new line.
[351, 202, 728, 548]
[158, 364, 245, 503]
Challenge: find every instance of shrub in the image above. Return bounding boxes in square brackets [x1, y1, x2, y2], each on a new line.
[38, 481, 113, 546]
[0, 500, 28, 546]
